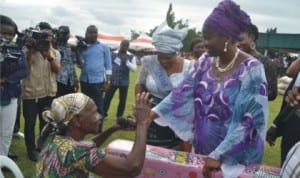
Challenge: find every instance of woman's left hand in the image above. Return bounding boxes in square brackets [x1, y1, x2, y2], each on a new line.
[202, 157, 221, 178]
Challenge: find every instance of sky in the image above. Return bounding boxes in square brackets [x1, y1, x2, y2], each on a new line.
[1, 0, 300, 38]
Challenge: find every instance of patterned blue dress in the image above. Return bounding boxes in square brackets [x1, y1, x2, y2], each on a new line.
[153, 53, 268, 166]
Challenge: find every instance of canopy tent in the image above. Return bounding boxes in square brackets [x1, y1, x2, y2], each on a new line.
[67, 33, 125, 50]
[130, 34, 155, 51]
[97, 33, 125, 50]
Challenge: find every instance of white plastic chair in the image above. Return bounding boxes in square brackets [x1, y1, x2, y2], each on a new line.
[0, 155, 23, 178]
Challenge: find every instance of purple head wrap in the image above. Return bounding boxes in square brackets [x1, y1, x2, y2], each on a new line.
[203, 0, 251, 40]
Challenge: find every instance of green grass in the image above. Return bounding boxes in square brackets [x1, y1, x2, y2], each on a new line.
[6, 67, 283, 177]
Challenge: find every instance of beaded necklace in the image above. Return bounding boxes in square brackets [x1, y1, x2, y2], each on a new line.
[215, 48, 240, 73]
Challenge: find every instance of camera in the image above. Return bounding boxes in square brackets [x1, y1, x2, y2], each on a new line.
[67, 35, 88, 52]
[18, 28, 50, 51]
[0, 37, 22, 63]
[53, 26, 70, 45]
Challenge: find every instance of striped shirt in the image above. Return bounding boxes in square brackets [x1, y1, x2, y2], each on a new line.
[281, 141, 300, 178]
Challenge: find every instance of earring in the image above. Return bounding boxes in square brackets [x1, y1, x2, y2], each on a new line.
[250, 42, 256, 50]
[223, 42, 228, 52]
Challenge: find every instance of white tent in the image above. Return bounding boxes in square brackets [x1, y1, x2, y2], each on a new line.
[97, 33, 125, 50]
[67, 33, 125, 50]
[130, 34, 155, 51]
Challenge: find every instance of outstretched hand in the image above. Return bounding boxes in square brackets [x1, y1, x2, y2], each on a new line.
[134, 92, 152, 127]
[202, 157, 221, 178]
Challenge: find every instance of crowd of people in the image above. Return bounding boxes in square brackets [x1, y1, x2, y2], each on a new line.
[1, 0, 300, 177]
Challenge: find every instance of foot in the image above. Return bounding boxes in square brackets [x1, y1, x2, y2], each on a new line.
[8, 152, 18, 160]
[13, 131, 24, 139]
[27, 150, 38, 162]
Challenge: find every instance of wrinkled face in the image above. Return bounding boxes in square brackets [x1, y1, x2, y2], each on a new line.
[202, 26, 226, 57]
[0, 24, 16, 42]
[193, 41, 206, 58]
[85, 26, 98, 43]
[157, 52, 177, 69]
[78, 99, 101, 134]
[238, 32, 253, 53]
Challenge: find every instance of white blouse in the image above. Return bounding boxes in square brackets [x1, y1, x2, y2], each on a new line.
[136, 55, 192, 99]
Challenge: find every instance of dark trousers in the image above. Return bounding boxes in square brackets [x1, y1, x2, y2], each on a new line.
[80, 81, 104, 132]
[103, 85, 129, 118]
[280, 115, 300, 166]
[23, 96, 53, 152]
[13, 97, 21, 133]
[56, 81, 75, 97]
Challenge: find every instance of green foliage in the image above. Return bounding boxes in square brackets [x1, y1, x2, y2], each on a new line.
[166, 3, 175, 28]
[130, 3, 201, 52]
[181, 28, 202, 52]
[267, 27, 277, 34]
[164, 3, 201, 52]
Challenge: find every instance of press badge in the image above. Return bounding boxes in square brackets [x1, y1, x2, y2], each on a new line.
[114, 57, 121, 66]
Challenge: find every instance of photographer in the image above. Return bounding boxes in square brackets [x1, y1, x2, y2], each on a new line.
[55, 26, 82, 97]
[22, 22, 61, 162]
[0, 15, 29, 158]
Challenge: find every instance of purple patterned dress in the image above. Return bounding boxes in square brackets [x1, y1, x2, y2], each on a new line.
[153, 53, 268, 166]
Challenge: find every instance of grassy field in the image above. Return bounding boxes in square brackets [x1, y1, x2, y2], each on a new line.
[6, 67, 283, 177]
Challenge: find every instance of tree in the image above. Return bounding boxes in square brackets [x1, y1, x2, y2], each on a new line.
[137, 3, 201, 52]
[130, 29, 140, 40]
[166, 3, 188, 29]
[165, 3, 200, 52]
[266, 27, 277, 34]
[182, 29, 201, 52]
[166, 3, 175, 28]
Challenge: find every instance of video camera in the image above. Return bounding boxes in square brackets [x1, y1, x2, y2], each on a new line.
[52, 26, 87, 52]
[67, 35, 88, 52]
[53, 26, 69, 45]
[0, 37, 22, 63]
[18, 27, 51, 51]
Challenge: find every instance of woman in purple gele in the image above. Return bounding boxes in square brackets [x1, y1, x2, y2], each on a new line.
[149, 0, 269, 177]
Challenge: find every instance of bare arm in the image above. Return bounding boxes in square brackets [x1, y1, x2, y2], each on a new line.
[92, 92, 151, 178]
[92, 124, 122, 147]
[42, 49, 61, 73]
[286, 58, 300, 78]
[135, 84, 146, 97]
[285, 86, 300, 107]
[75, 50, 83, 65]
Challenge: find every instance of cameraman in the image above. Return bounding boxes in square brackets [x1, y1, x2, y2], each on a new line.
[0, 15, 29, 157]
[22, 22, 61, 162]
[55, 26, 82, 97]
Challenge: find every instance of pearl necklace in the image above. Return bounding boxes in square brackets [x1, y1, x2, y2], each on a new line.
[215, 48, 240, 73]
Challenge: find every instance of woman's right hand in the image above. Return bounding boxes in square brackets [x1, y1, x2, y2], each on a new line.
[266, 126, 277, 146]
[134, 92, 152, 127]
